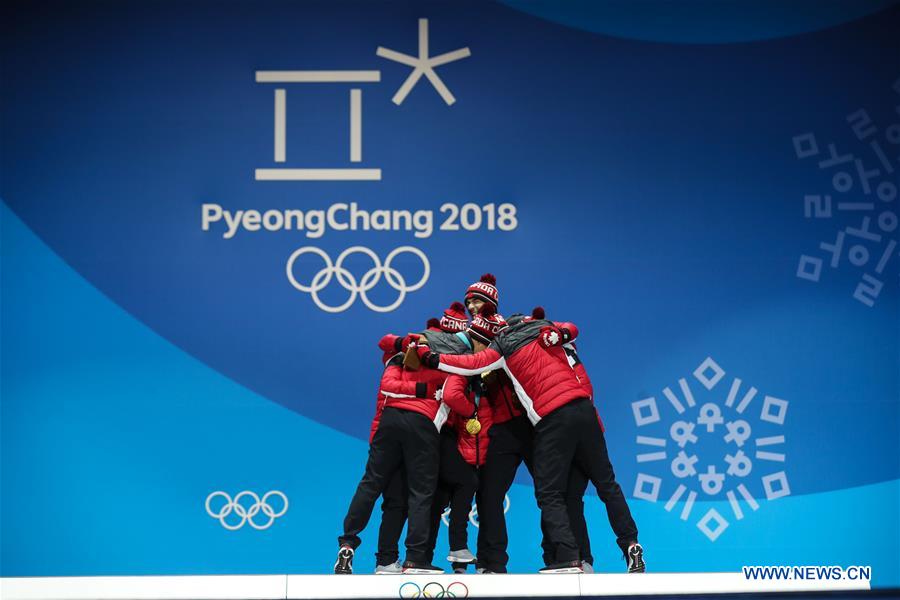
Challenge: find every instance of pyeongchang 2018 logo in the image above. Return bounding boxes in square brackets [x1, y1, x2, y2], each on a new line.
[255, 18, 465, 313]
[631, 357, 789, 542]
[254, 18, 469, 182]
[198, 18, 519, 313]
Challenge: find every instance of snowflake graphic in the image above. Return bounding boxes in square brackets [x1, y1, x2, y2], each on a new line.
[631, 357, 789, 542]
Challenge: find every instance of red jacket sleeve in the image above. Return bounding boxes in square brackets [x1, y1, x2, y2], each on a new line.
[379, 364, 440, 400]
[553, 321, 579, 343]
[437, 347, 505, 376]
[441, 375, 476, 418]
[379, 365, 419, 398]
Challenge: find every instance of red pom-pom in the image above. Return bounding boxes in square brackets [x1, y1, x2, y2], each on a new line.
[531, 306, 545, 320]
[479, 273, 497, 286]
[426, 317, 441, 329]
[449, 301, 466, 313]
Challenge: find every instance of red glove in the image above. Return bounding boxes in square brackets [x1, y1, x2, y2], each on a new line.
[414, 342, 432, 361]
[412, 342, 441, 368]
[401, 334, 418, 353]
[539, 326, 562, 348]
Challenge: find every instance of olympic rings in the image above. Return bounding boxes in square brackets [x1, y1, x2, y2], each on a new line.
[286, 246, 430, 313]
[205, 490, 288, 530]
[399, 581, 469, 598]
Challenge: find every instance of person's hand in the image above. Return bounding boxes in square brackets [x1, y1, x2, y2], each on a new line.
[471, 376, 488, 397]
[410, 341, 439, 368]
[400, 334, 419, 352]
[539, 326, 562, 348]
[414, 342, 432, 361]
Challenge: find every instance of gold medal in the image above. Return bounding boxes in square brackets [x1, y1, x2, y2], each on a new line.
[465, 418, 482, 435]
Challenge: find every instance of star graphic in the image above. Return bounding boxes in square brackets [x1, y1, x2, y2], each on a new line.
[376, 18, 471, 105]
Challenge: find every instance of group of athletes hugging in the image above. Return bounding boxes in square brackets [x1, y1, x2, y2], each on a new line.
[333, 274, 645, 575]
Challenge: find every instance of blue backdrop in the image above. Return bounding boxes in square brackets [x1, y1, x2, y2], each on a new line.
[2, 0, 898, 588]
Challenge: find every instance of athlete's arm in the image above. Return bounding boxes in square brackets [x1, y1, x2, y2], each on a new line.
[441, 374, 476, 417]
[433, 347, 505, 376]
[552, 321, 579, 343]
[379, 363, 438, 400]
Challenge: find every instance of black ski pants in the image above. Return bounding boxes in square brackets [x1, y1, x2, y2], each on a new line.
[533, 398, 638, 563]
[339, 407, 440, 563]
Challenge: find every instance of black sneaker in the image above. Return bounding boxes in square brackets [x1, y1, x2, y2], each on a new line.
[626, 543, 645, 573]
[401, 560, 444, 574]
[334, 546, 354, 574]
[539, 560, 583, 574]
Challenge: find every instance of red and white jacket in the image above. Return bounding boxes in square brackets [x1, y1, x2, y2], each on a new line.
[562, 342, 604, 432]
[441, 375, 494, 467]
[433, 319, 586, 425]
[369, 331, 448, 440]
[368, 343, 404, 442]
[479, 368, 523, 424]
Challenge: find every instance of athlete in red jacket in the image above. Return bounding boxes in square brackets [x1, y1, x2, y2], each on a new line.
[420, 311, 503, 570]
[463, 273, 499, 317]
[417, 308, 644, 573]
[368, 318, 447, 573]
[335, 319, 454, 576]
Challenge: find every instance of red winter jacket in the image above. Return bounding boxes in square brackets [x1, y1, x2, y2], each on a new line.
[369, 347, 404, 443]
[441, 375, 494, 467]
[380, 358, 448, 424]
[561, 342, 593, 400]
[563, 342, 604, 432]
[479, 368, 523, 424]
[369, 329, 446, 442]
[434, 319, 586, 425]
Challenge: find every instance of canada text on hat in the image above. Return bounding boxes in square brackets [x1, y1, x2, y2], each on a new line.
[465, 273, 499, 308]
[439, 302, 468, 332]
[468, 305, 507, 345]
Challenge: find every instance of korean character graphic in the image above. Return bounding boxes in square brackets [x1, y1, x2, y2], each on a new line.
[844, 216, 882, 268]
[817, 144, 855, 192]
[818, 230, 846, 268]
[804, 194, 832, 218]
[852, 240, 897, 308]
[847, 109, 877, 141]
[792, 132, 819, 159]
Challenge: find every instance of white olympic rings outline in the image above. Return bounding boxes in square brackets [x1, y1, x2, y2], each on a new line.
[399, 581, 469, 598]
[205, 490, 289, 531]
[286, 246, 430, 313]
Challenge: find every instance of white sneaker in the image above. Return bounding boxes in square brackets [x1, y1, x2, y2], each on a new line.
[447, 549, 476, 563]
[402, 561, 444, 575]
[581, 561, 594, 574]
[333, 546, 354, 575]
[374, 561, 402, 575]
[539, 561, 583, 574]
[626, 543, 645, 573]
